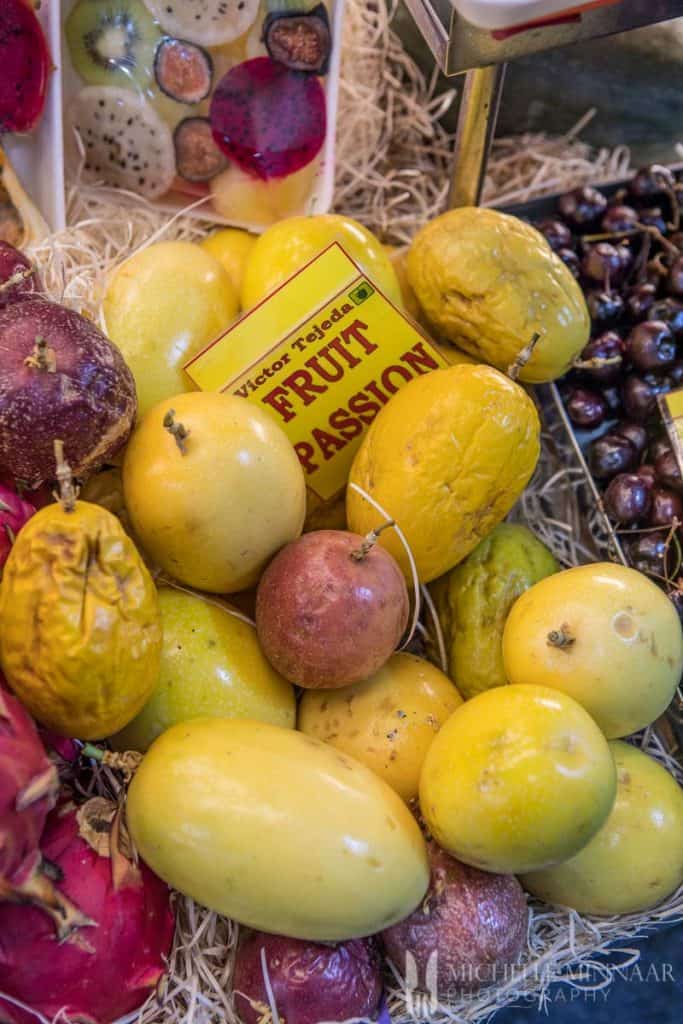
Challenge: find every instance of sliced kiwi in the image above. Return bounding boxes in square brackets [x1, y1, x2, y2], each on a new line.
[174, 117, 228, 182]
[68, 85, 176, 199]
[66, 0, 162, 91]
[155, 38, 213, 104]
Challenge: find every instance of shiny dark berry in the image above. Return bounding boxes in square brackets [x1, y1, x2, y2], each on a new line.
[604, 473, 651, 524]
[629, 531, 668, 575]
[669, 361, 683, 387]
[621, 374, 658, 421]
[636, 463, 657, 489]
[668, 257, 683, 298]
[648, 435, 673, 462]
[566, 388, 608, 428]
[643, 261, 665, 289]
[649, 486, 683, 526]
[558, 186, 607, 227]
[576, 332, 623, 384]
[655, 450, 683, 492]
[625, 282, 657, 320]
[537, 219, 572, 251]
[602, 386, 622, 415]
[644, 371, 673, 397]
[616, 243, 634, 276]
[601, 204, 639, 234]
[629, 164, 676, 200]
[613, 420, 648, 455]
[625, 321, 676, 371]
[638, 207, 668, 234]
[586, 289, 624, 324]
[589, 433, 637, 479]
[649, 299, 683, 339]
[581, 243, 623, 285]
[557, 247, 580, 277]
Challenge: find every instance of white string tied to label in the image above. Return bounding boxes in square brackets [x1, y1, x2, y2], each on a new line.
[260, 947, 281, 1024]
[347, 481, 421, 649]
[420, 583, 448, 674]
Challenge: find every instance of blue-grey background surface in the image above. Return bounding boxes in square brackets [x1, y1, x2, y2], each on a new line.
[495, 925, 683, 1021]
[393, 10, 683, 165]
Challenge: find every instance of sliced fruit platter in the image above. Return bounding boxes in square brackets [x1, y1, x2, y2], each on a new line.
[0, 194, 682, 1024]
[62, 0, 342, 228]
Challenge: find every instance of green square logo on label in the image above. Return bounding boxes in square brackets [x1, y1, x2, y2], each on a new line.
[348, 281, 374, 305]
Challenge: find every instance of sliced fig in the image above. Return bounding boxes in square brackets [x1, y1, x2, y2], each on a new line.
[210, 57, 326, 181]
[263, 5, 332, 74]
[0, 0, 51, 133]
[174, 117, 227, 182]
[143, 0, 260, 47]
[68, 86, 175, 199]
[154, 38, 213, 104]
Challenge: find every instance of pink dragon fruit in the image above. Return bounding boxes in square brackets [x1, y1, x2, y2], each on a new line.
[0, 680, 76, 929]
[0, 483, 35, 570]
[0, 0, 51, 134]
[0, 797, 175, 1024]
[210, 57, 326, 180]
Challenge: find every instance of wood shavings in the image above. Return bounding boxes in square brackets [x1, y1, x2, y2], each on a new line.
[334, 3, 634, 244]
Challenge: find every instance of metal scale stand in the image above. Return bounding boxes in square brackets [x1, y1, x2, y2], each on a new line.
[401, 0, 683, 207]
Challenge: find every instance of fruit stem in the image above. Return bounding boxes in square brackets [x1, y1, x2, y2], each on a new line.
[546, 625, 576, 650]
[662, 181, 680, 234]
[648, 253, 671, 279]
[81, 744, 142, 781]
[163, 409, 190, 454]
[635, 222, 680, 257]
[572, 354, 621, 371]
[631, 230, 652, 284]
[53, 440, 77, 513]
[350, 519, 395, 561]
[507, 332, 541, 381]
[580, 228, 641, 244]
[23, 335, 56, 373]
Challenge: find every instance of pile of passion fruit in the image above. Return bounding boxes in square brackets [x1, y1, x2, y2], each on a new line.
[546, 165, 683, 595]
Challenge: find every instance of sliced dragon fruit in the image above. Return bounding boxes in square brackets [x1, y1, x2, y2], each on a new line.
[210, 57, 326, 181]
[0, 0, 51, 133]
[143, 0, 260, 46]
[67, 86, 175, 200]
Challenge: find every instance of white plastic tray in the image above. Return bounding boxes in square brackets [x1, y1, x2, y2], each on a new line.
[5, 0, 341, 235]
[58, 0, 343, 230]
[5, 0, 66, 233]
[450, 0, 620, 31]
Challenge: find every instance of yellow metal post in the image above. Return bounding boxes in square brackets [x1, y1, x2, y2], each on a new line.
[448, 64, 506, 208]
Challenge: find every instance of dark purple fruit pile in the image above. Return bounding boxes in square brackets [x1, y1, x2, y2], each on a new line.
[544, 165, 683, 587]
